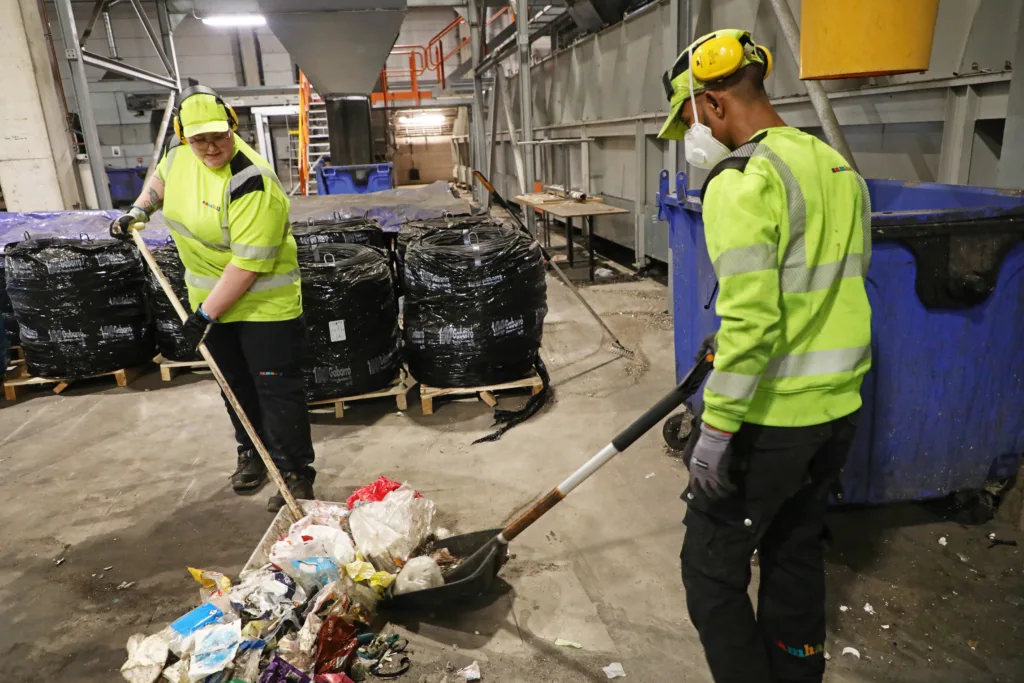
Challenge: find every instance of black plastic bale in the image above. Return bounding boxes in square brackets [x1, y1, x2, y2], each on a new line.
[0, 249, 20, 348]
[298, 243, 401, 402]
[402, 224, 547, 388]
[5, 237, 154, 379]
[145, 242, 201, 363]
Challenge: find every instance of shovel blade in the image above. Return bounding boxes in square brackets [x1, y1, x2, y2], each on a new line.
[380, 529, 507, 611]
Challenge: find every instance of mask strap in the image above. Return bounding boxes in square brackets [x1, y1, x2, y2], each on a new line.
[688, 60, 699, 127]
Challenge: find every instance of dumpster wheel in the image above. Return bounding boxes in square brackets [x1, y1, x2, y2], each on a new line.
[663, 408, 694, 452]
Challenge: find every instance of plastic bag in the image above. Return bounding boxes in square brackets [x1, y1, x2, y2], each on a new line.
[258, 655, 312, 683]
[229, 569, 307, 622]
[348, 486, 436, 572]
[313, 616, 359, 675]
[188, 567, 232, 602]
[290, 504, 349, 532]
[188, 621, 241, 682]
[121, 633, 169, 683]
[346, 476, 409, 510]
[325, 576, 379, 626]
[162, 603, 224, 656]
[271, 525, 356, 571]
[232, 640, 266, 683]
[392, 556, 444, 596]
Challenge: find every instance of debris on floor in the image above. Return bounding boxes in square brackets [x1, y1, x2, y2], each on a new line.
[117, 478, 451, 682]
[939, 536, 948, 546]
[456, 661, 481, 681]
[864, 603, 876, 615]
[842, 647, 861, 659]
[554, 638, 583, 649]
[602, 662, 626, 679]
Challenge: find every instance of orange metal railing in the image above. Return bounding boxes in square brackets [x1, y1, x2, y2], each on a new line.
[298, 71, 312, 195]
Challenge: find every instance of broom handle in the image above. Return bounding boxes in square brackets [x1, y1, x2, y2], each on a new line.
[132, 230, 304, 521]
[498, 348, 716, 543]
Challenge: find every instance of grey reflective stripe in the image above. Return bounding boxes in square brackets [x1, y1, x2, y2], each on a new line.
[185, 267, 300, 293]
[781, 252, 864, 293]
[166, 216, 230, 252]
[706, 370, 760, 400]
[231, 243, 279, 260]
[713, 243, 778, 278]
[764, 345, 871, 379]
[185, 271, 219, 289]
[248, 267, 300, 292]
[751, 145, 808, 276]
[223, 164, 286, 235]
[158, 146, 179, 182]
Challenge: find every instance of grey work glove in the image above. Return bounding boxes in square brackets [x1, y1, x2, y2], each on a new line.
[109, 205, 149, 240]
[688, 422, 736, 500]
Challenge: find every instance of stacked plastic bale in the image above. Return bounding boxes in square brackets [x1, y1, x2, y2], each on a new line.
[402, 223, 547, 387]
[297, 243, 401, 401]
[145, 242, 201, 362]
[5, 237, 154, 378]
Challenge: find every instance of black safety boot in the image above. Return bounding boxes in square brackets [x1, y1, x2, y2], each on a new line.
[231, 449, 267, 492]
[267, 472, 315, 513]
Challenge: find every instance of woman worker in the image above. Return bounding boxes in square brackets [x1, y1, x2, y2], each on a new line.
[110, 85, 315, 512]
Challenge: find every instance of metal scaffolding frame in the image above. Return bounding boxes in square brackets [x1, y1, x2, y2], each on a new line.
[52, 0, 182, 209]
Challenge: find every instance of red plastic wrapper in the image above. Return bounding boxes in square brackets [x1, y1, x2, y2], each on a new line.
[314, 616, 360, 675]
[345, 476, 421, 510]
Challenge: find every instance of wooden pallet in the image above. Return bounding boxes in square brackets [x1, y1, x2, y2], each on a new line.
[419, 371, 544, 416]
[155, 354, 209, 382]
[3, 363, 144, 402]
[307, 370, 417, 419]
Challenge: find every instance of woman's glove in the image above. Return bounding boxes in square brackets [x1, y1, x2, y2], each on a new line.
[109, 205, 149, 240]
[182, 305, 214, 351]
[688, 422, 736, 499]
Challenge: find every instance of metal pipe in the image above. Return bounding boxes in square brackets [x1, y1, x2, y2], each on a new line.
[127, 0, 176, 79]
[102, 8, 119, 59]
[767, 0, 858, 171]
[515, 0, 535, 233]
[79, 0, 107, 47]
[149, 95, 175, 176]
[468, 0, 487, 203]
[155, 0, 181, 90]
[54, 0, 112, 209]
[82, 50, 178, 90]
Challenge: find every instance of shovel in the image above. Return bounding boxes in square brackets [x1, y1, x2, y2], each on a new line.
[129, 228, 305, 521]
[382, 341, 716, 610]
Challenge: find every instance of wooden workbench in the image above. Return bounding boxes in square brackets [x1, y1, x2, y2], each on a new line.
[513, 194, 629, 281]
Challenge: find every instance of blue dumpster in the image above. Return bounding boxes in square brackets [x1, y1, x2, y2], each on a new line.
[316, 163, 394, 195]
[107, 166, 147, 205]
[657, 171, 1024, 505]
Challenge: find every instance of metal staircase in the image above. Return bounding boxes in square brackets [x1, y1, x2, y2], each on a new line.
[305, 98, 329, 195]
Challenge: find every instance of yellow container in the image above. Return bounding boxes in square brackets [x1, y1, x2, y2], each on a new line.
[800, 0, 939, 79]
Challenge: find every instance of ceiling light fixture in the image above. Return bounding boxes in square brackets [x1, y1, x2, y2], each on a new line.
[201, 14, 267, 27]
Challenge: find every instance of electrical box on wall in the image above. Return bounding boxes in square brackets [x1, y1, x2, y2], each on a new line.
[111, 146, 122, 157]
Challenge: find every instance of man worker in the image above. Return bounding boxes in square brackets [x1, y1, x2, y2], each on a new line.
[111, 85, 316, 512]
[658, 30, 872, 683]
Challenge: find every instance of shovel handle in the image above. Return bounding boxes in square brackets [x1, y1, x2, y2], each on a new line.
[131, 229, 305, 521]
[499, 347, 716, 544]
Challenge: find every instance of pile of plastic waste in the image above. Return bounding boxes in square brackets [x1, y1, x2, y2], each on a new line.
[121, 478, 451, 683]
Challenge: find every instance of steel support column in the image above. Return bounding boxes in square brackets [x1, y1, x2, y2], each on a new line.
[468, 0, 487, 203]
[127, 0, 176, 78]
[768, 0, 858, 171]
[515, 0, 536, 233]
[634, 119, 648, 268]
[937, 85, 979, 185]
[485, 79, 499, 208]
[149, 95, 175, 176]
[497, 68, 526, 194]
[54, 0, 112, 209]
[997, 10, 1024, 188]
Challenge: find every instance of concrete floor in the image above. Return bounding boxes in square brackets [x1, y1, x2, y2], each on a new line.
[1, 275, 1021, 682]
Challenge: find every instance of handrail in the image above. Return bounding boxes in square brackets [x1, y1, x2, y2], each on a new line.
[297, 71, 312, 195]
[426, 5, 515, 69]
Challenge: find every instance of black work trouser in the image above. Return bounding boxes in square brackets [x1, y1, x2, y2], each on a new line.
[680, 412, 859, 683]
[203, 317, 316, 481]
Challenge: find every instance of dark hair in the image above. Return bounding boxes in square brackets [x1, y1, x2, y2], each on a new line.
[705, 62, 768, 101]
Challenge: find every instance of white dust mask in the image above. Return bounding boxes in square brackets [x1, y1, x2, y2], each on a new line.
[683, 67, 731, 169]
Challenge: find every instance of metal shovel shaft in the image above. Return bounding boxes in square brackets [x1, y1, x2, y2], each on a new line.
[496, 348, 716, 545]
[131, 229, 304, 521]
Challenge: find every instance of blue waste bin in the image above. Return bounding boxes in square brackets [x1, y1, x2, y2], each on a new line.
[316, 163, 394, 195]
[657, 171, 1024, 505]
[107, 166, 147, 205]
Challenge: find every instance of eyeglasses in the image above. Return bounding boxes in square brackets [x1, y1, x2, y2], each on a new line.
[187, 131, 233, 150]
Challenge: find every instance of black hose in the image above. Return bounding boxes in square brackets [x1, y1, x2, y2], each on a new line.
[5, 237, 154, 379]
[298, 243, 400, 402]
